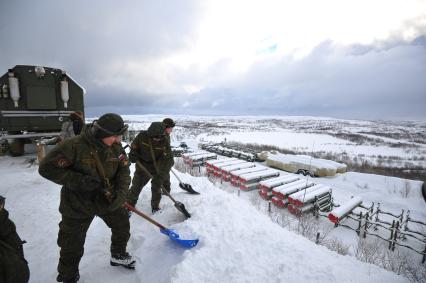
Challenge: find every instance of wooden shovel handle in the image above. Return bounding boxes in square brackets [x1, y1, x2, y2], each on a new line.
[124, 202, 166, 230]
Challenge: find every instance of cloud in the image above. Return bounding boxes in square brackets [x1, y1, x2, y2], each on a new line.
[0, 1, 425, 119]
[172, 37, 426, 119]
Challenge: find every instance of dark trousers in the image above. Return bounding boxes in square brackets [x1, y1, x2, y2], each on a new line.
[57, 207, 130, 280]
[0, 240, 30, 283]
[127, 170, 171, 209]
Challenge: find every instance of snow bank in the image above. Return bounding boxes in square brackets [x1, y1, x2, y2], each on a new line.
[0, 156, 410, 283]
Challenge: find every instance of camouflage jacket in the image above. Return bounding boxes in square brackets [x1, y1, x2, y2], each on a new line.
[129, 130, 174, 177]
[0, 209, 29, 283]
[0, 209, 25, 259]
[39, 124, 131, 218]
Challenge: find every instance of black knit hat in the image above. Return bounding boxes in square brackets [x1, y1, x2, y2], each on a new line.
[148, 122, 166, 137]
[162, 118, 175, 128]
[93, 113, 128, 139]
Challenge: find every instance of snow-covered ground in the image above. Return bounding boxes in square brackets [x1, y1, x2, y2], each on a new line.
[121, 115, 426, 169]
[1, 115, 425, 282]
[0, 156, 414, 283]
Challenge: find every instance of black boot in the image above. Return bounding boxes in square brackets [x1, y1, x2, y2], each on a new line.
[152, 207, 161, 214]
[56, 272, 80, 283]
[110, 252, 136, 269]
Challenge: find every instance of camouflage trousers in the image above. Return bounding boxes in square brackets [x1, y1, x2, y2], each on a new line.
[127, 170, 171, 209]
[57, 208, 130, 280]
[0, 240, 30, 283]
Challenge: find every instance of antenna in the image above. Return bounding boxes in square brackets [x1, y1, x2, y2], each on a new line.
[303, 141, 315, 195]
[297, 140, 315, 233]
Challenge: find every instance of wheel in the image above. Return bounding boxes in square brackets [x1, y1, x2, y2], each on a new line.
[9, 139, 25, 157]
[296, 169, 304, 175]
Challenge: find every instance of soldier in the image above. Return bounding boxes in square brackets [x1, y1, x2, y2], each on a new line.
[127, 121, 174, 213]
[39, 113, 134, 283]
[162, 117, 176, 142]
[60, 111, 85, 140]
[0, 195, 30, 283]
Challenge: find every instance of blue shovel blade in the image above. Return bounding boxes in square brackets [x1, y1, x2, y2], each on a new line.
[160, 228, 199, 248]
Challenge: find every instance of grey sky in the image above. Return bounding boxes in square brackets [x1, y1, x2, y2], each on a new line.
[1, 0, 425, 119]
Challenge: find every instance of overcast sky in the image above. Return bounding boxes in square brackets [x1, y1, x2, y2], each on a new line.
[1, 0, 425, 120]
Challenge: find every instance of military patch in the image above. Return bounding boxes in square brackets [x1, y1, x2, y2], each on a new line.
[56, 158, 71, 168]
[118, 153, 129, 166]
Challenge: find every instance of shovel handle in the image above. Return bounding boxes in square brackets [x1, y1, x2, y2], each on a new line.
[170, 168, 183, 183]
[135, 161, 178, 203]
[124, 202, 167, 230]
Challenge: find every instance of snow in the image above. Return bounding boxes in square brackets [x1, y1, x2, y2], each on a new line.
[329, 197, 363, 223]
[1, 114, 425, 283]
[266, 152, 346, 175]
[0, 155, 413, 283]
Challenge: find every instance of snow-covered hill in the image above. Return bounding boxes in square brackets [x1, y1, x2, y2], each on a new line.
[2, 115, 425, 282]
[0, 155, 413, 283]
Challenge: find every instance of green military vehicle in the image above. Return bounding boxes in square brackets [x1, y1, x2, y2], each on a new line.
[0, 65, 85, 156]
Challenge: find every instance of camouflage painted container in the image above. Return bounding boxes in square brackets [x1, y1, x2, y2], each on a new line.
[0, 65, 85, 133]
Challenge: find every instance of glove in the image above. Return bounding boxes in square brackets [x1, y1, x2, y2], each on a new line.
[108, 192, 125, 211]
[103, 189, 116, 203]
[79, 175, 103, 192]
[128, 151, 139, 163]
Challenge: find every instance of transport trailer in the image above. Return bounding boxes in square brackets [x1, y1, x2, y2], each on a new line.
[187, 153, 217, 167]
[206, 158, 238, 174]
[288, 185, 332, 207]
[271, 196, 289, 208]
[271, 180, 315, 199]
[222, 162, 256, 182]
[328, 197, 362, 224]
[288, 195, 331, 215]
[286, 184, 325, 206]
[270, 180, 315, 208]
[230, 165, 268, 186]
[239, 169, 281, 191]
[182, 151, 208, 163]
[213, 159, 247, 177]
[258, 175, 300, 200]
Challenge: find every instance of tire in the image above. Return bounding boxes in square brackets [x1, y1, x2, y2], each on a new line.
[9, 139, 25, 157]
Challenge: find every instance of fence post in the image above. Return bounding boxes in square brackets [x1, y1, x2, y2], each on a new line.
[363, 212, 369, 238]
[389, 220, 395, 250]
[392, 221, 399, 251]
[315, 232, 320, 244]
[357, 211, 363, 236]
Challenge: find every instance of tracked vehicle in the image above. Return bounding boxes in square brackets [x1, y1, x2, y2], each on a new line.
[0, 65, 85, 156]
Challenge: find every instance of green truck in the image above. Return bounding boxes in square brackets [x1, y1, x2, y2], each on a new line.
[0, 65, 85, 156]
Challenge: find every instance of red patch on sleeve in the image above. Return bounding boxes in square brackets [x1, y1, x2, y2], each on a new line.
[56, 158, 71, 168]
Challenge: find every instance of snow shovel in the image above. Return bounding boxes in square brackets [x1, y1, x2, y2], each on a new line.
[124, 202, 198, 248]
[171, 168, 200, 195]
[135, 160, 192, 218]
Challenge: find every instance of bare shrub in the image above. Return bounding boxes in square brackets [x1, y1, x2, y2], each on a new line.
[354, 238, 383, 265]
[249, 190, 262, 209]
[323, 238, 350, 255]
[403, 260, 426, 283]
[275, 210, 291, 228]
[296, 214, 331, 243]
